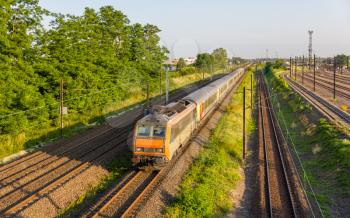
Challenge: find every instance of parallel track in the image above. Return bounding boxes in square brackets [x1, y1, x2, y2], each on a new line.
[312, 72, 350, 86]
[300, 75, 350, 100]
[286, 76, 350, 131]
[258, 73, 297, 217]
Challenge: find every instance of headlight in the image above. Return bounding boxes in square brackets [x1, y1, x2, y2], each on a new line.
[136, 147, 143, 152]
[156, 148, 163, 153]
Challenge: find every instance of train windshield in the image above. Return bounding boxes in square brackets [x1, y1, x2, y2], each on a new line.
[136, 125, 165, 138]
[153, 126, 165, 137]
[137, 125, 151, 137]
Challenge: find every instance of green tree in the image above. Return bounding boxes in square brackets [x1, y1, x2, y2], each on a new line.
[335, 54, 347, 66]
[195, 53, 213, 72]
[211, 48, 228, 69]
[0, 4, 168, 137]
[335, 54, 348, 73]
[176, 58, 186, 70]
[0, 0, 47, 134]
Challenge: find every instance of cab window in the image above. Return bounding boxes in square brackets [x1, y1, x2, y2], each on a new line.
[153, 126, 165, 137]
[137, 126, 151, 137]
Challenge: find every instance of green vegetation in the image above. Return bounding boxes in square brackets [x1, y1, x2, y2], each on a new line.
[0, 1, 243, 159]
[264, 62, 350, 217]
[164, 68, 255, 217]
[334, 54, 349, 69]
[195, 48, 228, 73]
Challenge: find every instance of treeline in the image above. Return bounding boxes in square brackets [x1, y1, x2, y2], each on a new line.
[176, 48, 232, 76]
[0, 1, 238, 157]
[0, 2, 168, 136]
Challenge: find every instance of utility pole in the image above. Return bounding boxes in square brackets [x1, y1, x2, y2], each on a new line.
[347, 56, 349, 70]
[243, 86, 246, 159]
[333, 57, 336, 99]
[165, 65, 169, 105]
[146, 82, 150, 107]
[159, 71, 162, 95]
[60, 78, 64, 138]
[251, 74, 253, 109]
[313, 54, 316, 92]
[290, 57, 292, 78]
[294, 56, 297, 80]
[302, 55, 305, 84]
[308, 30, 314, 69]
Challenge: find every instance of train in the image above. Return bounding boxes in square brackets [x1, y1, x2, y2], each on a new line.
[131, 68, 245, 166]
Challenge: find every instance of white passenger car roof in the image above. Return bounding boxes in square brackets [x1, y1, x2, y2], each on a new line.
[183, 68, 243, 104]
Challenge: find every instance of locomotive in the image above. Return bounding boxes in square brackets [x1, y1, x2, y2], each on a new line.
[131, 68, 245, 165]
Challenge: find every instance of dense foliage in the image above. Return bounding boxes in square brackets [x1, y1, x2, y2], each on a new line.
[194, 48, 228, 72]
[334, 54, 349, 68]
[0, 2, 167, 135]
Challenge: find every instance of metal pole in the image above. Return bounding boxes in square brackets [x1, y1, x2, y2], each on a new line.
[309, 54, 311, 70]
[289, 57, 292, 78]
[251, 74, 253, 109]
[243, 86, 246, 159]
[165, 65, 169, 105]
[347, 56, 349, 70]
[313, 54, 316, 92]
[60, 78, 64, 138]
[146, 82, 150, 107]
[294, 56, 297, 80]
[302, 55, 305, 84]
[160, 71, 162, 95]
[333, 57, 336, 99]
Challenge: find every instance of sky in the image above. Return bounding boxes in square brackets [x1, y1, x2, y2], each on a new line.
[39, 0, 350, 59]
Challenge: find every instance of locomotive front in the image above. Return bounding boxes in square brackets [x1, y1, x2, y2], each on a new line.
[132, 113, 168, 165]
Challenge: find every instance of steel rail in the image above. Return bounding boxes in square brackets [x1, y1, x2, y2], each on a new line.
[260, 74, 297, 217]
[301, 76, 350, 100]
[302, 74, 350, 93]
[0, 130, 130, 216]
[286, 76, 350, 130]
[258, 76, 273, 217]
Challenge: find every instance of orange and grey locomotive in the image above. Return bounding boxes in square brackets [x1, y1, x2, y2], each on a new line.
[132, 68, 245, 165]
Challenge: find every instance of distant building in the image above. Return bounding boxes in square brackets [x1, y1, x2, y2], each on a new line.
[184, 57, 196, 65]
[164, 57, 197, 71]
[164, 59, 178, 71]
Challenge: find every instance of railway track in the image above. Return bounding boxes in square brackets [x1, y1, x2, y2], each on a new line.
[81, 69, 248, 218]
[0, 72, 233, 217]
[312, 72, 350, 86]
[258, 73, 297, 217]
[0, 130, 131, 216]
[298, 75, 350, 100]
[301, 73, 350, 95]
[285, 76, 350, 132]
[89, 169, 160, 218]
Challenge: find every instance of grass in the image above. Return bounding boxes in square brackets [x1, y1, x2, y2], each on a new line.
[0, 66, 237, 161]
[163, 67, 256, 217]
[264, 64, 350, 217]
